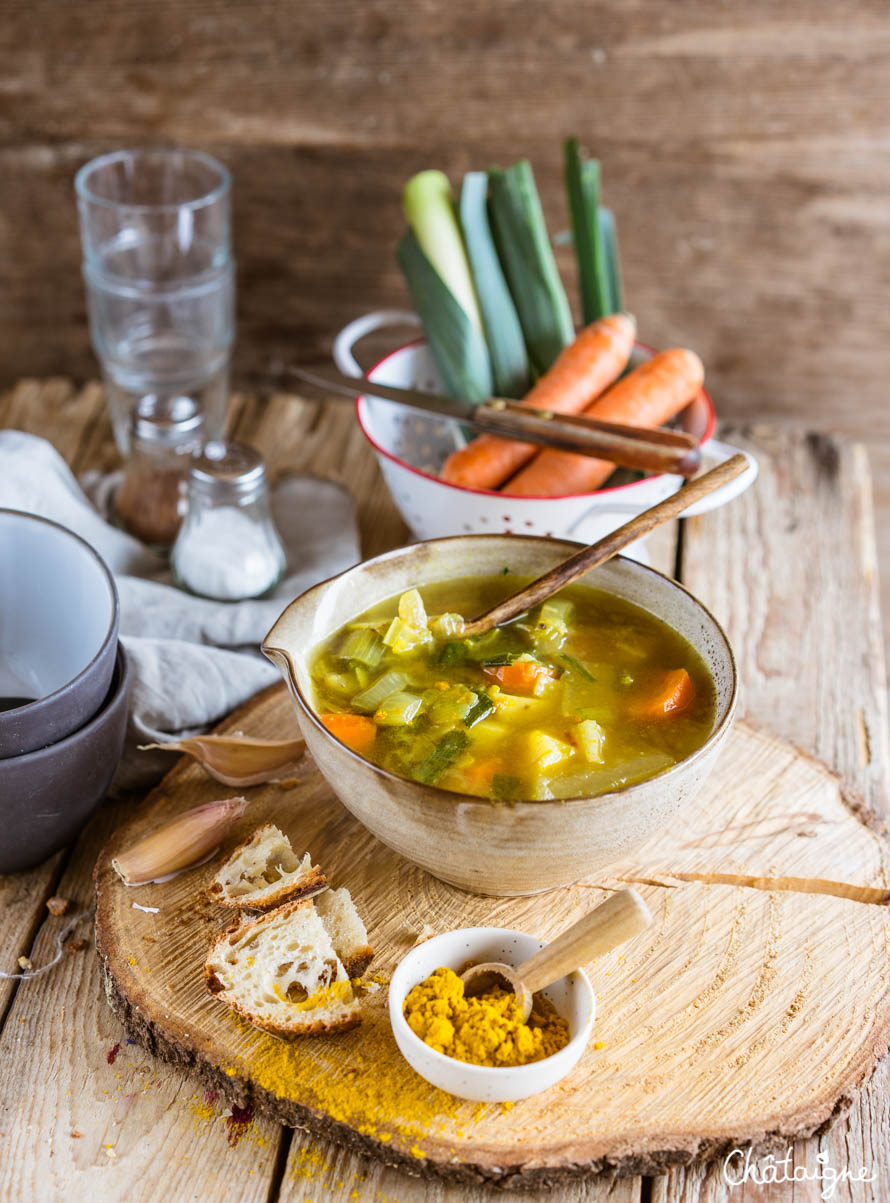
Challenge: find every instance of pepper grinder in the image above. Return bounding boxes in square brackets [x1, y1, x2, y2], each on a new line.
[171, 441, 287, 601]
[113, 397, 205, 550]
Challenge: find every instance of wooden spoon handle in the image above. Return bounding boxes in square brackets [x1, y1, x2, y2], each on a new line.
[515, 889, 652, 996]
[460, 453, 749, 638]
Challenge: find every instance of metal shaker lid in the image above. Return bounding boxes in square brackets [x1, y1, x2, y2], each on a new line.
[188, 441, 268, 500]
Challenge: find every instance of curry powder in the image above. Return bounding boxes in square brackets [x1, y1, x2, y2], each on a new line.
[403, 967, 570, 1067]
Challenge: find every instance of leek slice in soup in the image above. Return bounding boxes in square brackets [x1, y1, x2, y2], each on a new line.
[310, 575, 716, 801]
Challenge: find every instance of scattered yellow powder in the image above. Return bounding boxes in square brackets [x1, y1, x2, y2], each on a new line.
[218, 974, 535, 1159]
[187, 1096, 217, 1122]
[593, 1040, 605, 1050]
[290, 1143, 331, 1182]
[402, 967, 569, 1068]
[271, 980, 353, 1010]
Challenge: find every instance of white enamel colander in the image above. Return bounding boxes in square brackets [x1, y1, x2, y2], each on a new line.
[334, 310, 757, 555]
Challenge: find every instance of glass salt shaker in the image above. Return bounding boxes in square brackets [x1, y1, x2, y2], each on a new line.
[113, 397, 205, 550]
[171, 442, 287, 601]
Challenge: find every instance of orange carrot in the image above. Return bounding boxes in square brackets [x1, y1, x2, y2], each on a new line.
[320, 713, 377, 755]
[461, 757, 504, 793]
[631, 669, 696, 721]
[440, 313, 636, 490]
[503, 348, 705, 497]
[483, 661, 554, 695]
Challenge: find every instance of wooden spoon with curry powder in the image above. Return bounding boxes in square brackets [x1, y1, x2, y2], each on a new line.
[460, 888, 652, 1021]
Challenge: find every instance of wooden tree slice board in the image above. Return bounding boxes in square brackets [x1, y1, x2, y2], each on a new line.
[94, 684, 890, 1187]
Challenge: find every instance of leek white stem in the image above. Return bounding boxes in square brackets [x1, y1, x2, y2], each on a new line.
[403, 170, 483, 330]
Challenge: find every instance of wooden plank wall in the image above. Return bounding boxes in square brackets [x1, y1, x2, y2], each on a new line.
[1, 0, 889, 642]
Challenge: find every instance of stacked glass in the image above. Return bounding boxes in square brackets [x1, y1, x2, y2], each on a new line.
[75, 148, 235, 456]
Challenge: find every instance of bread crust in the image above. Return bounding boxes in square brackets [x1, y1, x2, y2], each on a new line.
[206, 863, 328, 910]
[203, 899, 361, 1036]
[206, 824, 328, 911]
[342, 949, 374, 978]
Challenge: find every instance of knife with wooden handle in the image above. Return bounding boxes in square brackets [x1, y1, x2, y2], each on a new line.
[290, 365, 702, 477]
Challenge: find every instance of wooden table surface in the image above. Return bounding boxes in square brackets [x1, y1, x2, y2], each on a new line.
[0, 379, 888, 1202]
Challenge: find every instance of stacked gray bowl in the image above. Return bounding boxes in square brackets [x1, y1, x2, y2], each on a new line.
[0, 510, 129, 872]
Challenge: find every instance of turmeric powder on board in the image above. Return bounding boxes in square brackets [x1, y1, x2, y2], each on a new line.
[403, 967, 570, 1067]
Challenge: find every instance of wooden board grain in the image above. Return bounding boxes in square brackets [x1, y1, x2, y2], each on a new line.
[93, 685, 890, 1186]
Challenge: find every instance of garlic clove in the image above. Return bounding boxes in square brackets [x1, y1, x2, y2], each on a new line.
[112, 796, 248, 886]
[138, 735, 306, 786]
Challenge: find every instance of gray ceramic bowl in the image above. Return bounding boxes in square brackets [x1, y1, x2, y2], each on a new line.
[0, 509, 120, 758]
[263, 536, 737, 896]
[0, 644, 129, 873]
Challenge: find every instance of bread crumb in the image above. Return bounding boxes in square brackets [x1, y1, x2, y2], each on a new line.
[412, 924, 437, 947]
[66, 938, 88, 953]
[71, 1130, 83, 1139]
[46, 896, 71, 916]
[17, 956, 31, 971]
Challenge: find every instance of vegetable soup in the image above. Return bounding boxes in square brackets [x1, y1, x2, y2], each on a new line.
[310, 575, 716, 801]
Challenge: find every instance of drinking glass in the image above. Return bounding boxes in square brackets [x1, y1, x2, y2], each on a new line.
[75, 148, 235, 456]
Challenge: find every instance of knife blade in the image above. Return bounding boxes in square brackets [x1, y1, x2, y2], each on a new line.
[289, 365, 701, 476]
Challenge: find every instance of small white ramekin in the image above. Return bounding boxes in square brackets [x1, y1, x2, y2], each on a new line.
[388, 926, 595, 1103]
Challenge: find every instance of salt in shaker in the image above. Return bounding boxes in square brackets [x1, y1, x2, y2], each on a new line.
[171, 442, 287, 600]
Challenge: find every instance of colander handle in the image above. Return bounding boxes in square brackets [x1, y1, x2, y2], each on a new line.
[679, 439, 758, 516]
[332, 311, 422, 378]
[569, 439, 758, 544]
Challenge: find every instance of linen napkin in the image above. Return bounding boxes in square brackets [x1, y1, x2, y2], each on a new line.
[0, 430, 361, 792]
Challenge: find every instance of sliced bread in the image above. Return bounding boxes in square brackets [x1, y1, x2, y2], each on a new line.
[315, 887, 374, 977]
[203, 899, 360, 1035]
[206, 824, 327, 911]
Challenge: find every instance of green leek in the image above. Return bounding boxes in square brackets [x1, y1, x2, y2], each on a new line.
[373, 691, 424, 727]
[599, 207, 624, 314]
[464, 690, 496, 728]
[429, 685, 478, 727]
[412, 731, 470, 785]
[540, 598, 574, 628]
[403, 171, 483, 329]
[338, 627, 384, 668]
[459, 172, 530, 398]
[397, 230, 494, 403]
[351, 670, 408, 713]
[564, 137, 612, 322]
[487, 160, 574, 374]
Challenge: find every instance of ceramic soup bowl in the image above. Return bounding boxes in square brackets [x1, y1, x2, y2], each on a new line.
[263, 535, 737, 897]
[0, 508, 120, 757]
